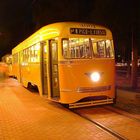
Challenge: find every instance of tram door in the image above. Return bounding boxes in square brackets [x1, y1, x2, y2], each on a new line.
[41, 42, 48, 96]
[49, 40, 60, 99]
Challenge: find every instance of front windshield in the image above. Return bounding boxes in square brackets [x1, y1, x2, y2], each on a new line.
[92, 39, 114, 58]
[62, 38, 114, 59]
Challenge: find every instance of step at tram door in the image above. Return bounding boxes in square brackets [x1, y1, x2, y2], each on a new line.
[49, 39, 60, 100]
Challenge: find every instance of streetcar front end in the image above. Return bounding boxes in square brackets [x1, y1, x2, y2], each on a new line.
[58, 26, 115, 108]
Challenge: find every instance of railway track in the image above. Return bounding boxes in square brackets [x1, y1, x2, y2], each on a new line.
[70, 105, 140, 140]
[103, 106, 140, 122]
[72, 109, 127, 140]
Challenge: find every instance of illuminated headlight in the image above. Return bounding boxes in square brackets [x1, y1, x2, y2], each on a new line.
[90, 72, 100, 82]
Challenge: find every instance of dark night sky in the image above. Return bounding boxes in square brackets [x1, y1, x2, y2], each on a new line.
[0, 0, 140, 60]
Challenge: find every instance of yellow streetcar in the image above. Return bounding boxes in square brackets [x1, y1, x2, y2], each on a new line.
[1, 54, 13, 77]
[12, 22, 115, 108]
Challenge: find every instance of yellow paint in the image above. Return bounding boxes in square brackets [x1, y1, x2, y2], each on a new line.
[12, 22, 115, 105]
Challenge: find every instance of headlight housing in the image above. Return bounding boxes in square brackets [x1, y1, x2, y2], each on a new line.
[90, 72, 100, 82]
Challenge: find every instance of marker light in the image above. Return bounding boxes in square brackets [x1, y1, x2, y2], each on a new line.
[90, 72, 100, 82]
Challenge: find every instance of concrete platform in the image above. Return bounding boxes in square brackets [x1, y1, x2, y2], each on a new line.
[0, 78, 116, 140]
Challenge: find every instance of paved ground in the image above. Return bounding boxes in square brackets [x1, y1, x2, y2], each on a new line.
[0, 78, 116, 140]
[115, 72, 140, 115]
[115, 88, 140, 116]
[0, 68, 140, 140]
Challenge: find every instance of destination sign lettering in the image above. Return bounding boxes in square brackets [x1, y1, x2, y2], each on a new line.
[70, 28, 106, 35]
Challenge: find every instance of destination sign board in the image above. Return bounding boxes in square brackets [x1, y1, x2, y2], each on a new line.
[70, 28, 106, 35]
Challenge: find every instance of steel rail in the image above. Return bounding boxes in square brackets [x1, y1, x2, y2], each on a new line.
[71, 109, 128, 140]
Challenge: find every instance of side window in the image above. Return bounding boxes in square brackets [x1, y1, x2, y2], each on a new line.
[34, 43, 40, 62]
[30, 46, 35, 62]
[20, 51, 23, 63]
[13, 53, 18, 64]
[23, 49, 29, 63]
[30, 43, 40, 63]
[62, 39, 69, 58]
